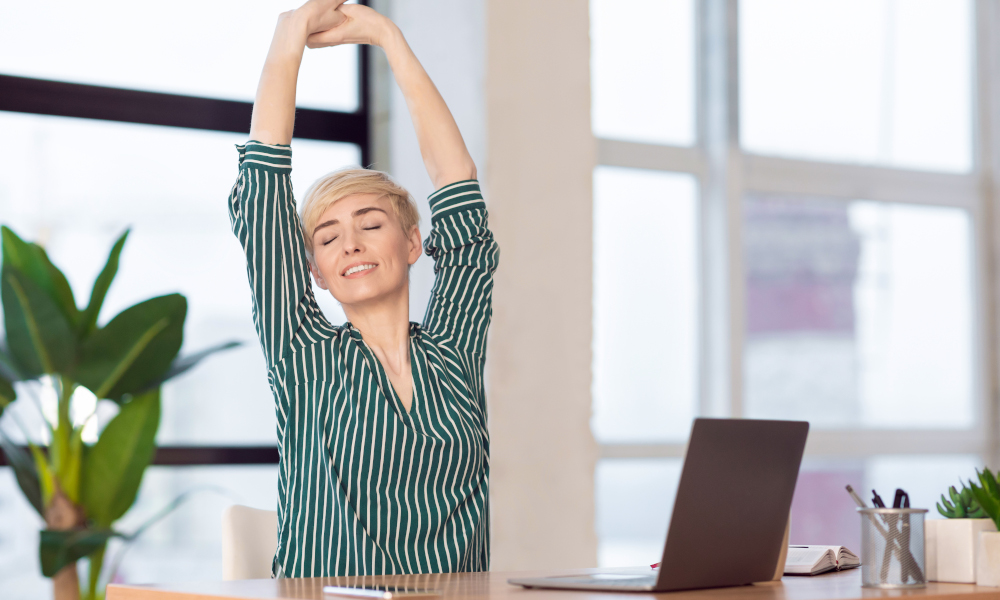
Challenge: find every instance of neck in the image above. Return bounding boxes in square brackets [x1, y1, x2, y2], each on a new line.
[342, 285, 411, 369]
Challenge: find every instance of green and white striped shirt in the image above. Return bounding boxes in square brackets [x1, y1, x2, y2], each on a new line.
[228, 141, 497, 577]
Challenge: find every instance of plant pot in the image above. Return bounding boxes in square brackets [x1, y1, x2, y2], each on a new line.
[977, 531, 1000, 586]
[925, 518, 996, 583]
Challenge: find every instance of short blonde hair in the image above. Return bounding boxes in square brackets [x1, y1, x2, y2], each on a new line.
[300, 168, 419, 258]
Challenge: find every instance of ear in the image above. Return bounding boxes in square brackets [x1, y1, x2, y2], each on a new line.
[407, 226, 422, 266]
[309, 261, 329, 290]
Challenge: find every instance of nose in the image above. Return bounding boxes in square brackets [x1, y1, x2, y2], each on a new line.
[341, 229, 364, 255]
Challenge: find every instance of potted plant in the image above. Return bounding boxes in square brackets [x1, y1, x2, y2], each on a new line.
[970, 468, 1000, 586]
[0, 226, 238, 600]
[926, 481, 995, 582]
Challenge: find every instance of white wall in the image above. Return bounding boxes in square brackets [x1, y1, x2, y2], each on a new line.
[484, 0, 599, 570]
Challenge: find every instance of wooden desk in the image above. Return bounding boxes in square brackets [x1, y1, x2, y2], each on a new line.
[107, 569, 1000, 600]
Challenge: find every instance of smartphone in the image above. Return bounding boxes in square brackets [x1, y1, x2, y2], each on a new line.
[322, 585, 442, 599]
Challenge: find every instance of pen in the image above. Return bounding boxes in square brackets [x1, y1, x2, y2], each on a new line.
[845, 485, 868, 508]
[872, 489, 886, 508]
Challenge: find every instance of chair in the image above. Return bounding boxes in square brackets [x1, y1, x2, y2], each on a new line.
[221, 505, 278, 580]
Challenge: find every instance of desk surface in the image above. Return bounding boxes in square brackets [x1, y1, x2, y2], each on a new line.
[106, 569, 1000, 600]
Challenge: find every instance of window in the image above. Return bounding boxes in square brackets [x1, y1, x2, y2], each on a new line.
[0, 1, 358, 112]
[590, 0, 696, 146]
[740, 0, 973, 172]
[591, 0, 989, 567]
[0, 2, 368, 594]
[592, 167, 699, 443]
[744, 195, 975, 429]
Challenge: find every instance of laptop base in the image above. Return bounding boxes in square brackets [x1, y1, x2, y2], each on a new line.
[507, 574, 657, 592]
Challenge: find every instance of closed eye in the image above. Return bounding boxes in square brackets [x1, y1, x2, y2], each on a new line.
[363, 225, 381, 231]
[322, 236, 338, 245]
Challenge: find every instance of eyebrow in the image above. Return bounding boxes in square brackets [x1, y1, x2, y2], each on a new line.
[312, 207, 388, 236]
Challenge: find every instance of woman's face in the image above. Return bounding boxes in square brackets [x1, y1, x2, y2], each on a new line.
[309, 193, 422, 310]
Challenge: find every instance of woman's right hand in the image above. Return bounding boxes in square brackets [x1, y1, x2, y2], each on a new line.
[305, 4, 395, 49]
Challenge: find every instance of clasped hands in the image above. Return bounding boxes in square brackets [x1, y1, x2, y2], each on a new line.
[293, 0, 392, 49]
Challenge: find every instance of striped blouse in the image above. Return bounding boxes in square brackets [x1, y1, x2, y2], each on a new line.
[228, 141, 498, 577]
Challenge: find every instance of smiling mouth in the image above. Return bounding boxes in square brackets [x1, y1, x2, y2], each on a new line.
[342, 263, 378, 277]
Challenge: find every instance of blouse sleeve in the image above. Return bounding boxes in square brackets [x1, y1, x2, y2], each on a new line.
[228, 141, 326, 369]
[422, 180, 500, 355]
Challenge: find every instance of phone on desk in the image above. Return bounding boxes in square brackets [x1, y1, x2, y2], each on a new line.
[323, 585, 441, 599]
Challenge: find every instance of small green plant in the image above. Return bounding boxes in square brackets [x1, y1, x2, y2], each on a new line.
[0, 226, 239, 600]
[937, 484, 987, 518]
[968, 468, 1000, 531]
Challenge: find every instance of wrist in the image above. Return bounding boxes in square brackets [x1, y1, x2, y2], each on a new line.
[378, 21, 405, 52]
[279, 9, 311, 40]
[269, 10, 309, 55]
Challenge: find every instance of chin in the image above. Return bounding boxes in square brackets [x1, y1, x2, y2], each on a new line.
[332, 282, 403, 308]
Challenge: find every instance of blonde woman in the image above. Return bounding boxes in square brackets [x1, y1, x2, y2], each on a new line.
[228, 0, 497, 577]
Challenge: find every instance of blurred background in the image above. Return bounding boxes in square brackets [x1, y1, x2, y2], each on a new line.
[0, 0, 996, 596]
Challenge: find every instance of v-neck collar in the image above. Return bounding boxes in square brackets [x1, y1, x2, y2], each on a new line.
[345, 322, 421, 418]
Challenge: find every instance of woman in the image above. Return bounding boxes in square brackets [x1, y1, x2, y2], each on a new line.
[228, 0, 497, 577]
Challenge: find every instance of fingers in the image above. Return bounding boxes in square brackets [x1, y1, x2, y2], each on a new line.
[306, 30, 339, 49]
[304, 3, 387, 49]
[300, 0, 348, 36]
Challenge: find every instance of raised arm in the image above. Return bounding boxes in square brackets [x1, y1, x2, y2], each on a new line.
[306, 5, 477, 188]
[309, 6, 497, 363]
[250, 0, 347, 145]
[229, 1, 347, 370]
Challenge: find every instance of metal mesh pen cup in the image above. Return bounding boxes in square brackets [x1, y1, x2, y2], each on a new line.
[859, 507, 927, 589]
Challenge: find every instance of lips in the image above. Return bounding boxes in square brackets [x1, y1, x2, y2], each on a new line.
[342, 262, 378, 277]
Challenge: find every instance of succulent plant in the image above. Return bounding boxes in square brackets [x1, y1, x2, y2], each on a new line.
[968, 467, 1000, 530]
[937, 484, 987, 518]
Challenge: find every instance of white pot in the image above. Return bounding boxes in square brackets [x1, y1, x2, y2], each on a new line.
[925, 518, 996, 583]
[977, 530, 1000, 587]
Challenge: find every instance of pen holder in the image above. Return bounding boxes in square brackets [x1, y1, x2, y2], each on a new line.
[859, 508, 928, 589]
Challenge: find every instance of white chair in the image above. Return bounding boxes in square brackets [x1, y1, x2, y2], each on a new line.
[221, 505, 278, 580]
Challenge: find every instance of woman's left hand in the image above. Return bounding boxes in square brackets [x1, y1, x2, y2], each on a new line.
[306, 3, 394, 49]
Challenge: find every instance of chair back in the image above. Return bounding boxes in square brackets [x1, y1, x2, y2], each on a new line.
[221, 504, 278, 580]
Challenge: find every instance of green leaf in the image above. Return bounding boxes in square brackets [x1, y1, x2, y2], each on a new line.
[142, 340, 242, 391]
[30, 443, 55, 507]
[80, 388, 160, 527]
[39, 528, 116, 578]
[0, 435, 43, 515]
[969, 475, 1000, 530]
[946, 487, 963, 517]
[79, 230, 129, 336]
[983, 468, 1000, 499]
[1, 226, 79, 328]
[74, 294, 186, 402]
[0, 373, 15, 416]
[60, 426, 85, 504]
[0, 345, 23, 382]
[85, 543, 106, 600]
[1, 267, 75, 377]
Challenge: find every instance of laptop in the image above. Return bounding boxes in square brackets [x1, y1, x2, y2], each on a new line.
[508, 418, 809, 592]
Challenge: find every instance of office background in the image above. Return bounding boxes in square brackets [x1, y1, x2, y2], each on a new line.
[0, 0, 995, 596]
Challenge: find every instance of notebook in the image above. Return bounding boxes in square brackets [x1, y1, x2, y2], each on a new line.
[783, 545, 860, 575]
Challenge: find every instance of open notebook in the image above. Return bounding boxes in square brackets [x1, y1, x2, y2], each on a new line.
[784, 546, 860, 575]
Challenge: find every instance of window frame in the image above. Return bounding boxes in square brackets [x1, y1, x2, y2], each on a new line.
[0, 17, 371, 469]
[595, 0, 999, 467]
